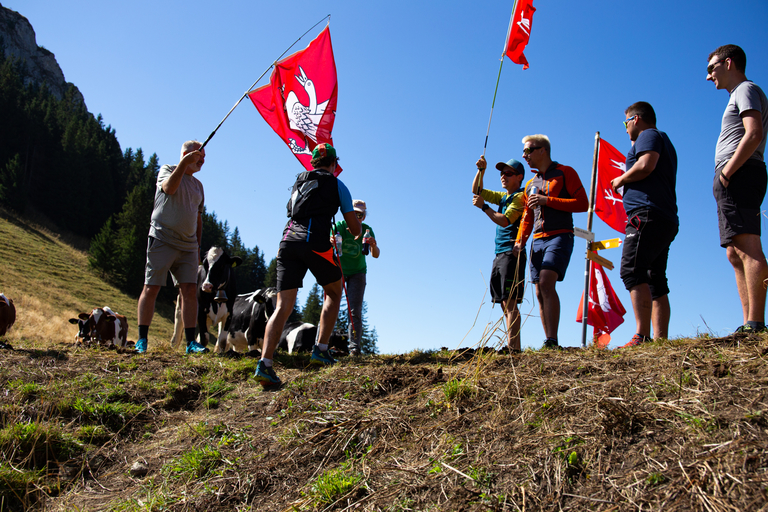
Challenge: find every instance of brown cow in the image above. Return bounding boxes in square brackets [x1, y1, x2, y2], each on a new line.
[70, 307, 128, 348]
[0, 294, 15, 349]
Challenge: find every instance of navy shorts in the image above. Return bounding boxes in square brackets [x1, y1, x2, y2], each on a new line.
[276, 242, 342, 291]
[713, 159, 767, 247]
[490, 250, 526, 305]
[619, 208, 678, 298]
[530, 233, 574, 283]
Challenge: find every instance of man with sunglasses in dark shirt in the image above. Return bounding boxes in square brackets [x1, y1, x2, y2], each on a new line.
[611, 101, 678, 348]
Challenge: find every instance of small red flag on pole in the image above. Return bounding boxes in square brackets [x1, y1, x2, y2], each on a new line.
[249, 26, 341, 175]
[594, 139, 628, 234]
[576, 263, 626, 348]
[504, 0, 536, 69]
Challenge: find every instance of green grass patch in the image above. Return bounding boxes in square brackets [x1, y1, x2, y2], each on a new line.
[306, 464, 363, 506]
[162, 445, 223, 482]
[0, 421, 83, 469]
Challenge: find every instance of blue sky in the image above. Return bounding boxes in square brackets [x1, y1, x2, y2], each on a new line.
[7, 0, 768, 353]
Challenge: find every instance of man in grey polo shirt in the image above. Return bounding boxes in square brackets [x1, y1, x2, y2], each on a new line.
[707, 44, 768, 333]
[136, 140, 207, 354]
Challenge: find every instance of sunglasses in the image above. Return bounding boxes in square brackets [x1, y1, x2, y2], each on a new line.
[623, 115, 638, 128]
[523, 146, 543, 155]
[707, 59, 725, 75]
[355, 212, 365, 219]
[501, 170, 519, 177]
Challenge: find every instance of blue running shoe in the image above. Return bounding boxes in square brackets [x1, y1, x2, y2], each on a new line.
[186, 340, 209, 354]
[311, 345, 336, 365]
[134, 338, 147, 354]
[254, 360, 281, 388]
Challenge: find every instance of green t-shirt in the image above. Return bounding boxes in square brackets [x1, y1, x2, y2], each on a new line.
[335, 220, 375, 275]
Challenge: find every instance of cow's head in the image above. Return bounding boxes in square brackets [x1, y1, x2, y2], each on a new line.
[68, 312, 92, 344]
[252, 287, 278, 319]
[200, 247, 242, 302]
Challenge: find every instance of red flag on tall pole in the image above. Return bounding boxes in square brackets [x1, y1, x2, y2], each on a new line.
[249, 26, 341, 175]
[576, 263, 626, 348]
[504, 0, 536, 69]
[595, 138, 628, 234]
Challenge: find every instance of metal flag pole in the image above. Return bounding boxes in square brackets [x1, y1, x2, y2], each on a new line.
[477, 0, 518, 194]
[581, 132, 601, 347]
[198, 15, 331, 150]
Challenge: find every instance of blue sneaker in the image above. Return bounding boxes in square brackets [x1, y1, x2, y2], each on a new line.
[186, 340, 209, 354]
[254, 360, 281, 388]
[311, 345, 336, 365]
[134, 338, 147, 354]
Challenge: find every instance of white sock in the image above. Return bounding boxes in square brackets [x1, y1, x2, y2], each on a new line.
[317, 343, 328, 351]
[261, 358, 272, 367]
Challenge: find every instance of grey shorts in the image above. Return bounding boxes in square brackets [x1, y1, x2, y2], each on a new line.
[144, 237, 199, 286]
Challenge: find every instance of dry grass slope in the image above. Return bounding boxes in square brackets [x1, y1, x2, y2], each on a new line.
[0, 209, 174, 345]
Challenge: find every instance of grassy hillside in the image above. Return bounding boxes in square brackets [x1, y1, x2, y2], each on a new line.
[0, 209, 174, 346]
[1, 209, 767, 511]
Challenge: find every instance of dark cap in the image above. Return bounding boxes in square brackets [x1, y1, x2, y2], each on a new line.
[495, 158, 525, 174]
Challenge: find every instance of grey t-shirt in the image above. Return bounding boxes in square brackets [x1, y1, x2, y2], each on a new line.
[148, 165, 204, 251]
[715, 80, 768, 172]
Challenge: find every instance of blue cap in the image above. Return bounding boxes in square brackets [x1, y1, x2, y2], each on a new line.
[496, 158, 524, 174]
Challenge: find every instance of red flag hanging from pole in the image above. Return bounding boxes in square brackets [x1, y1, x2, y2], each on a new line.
[249, 26, 341, 175]
[504, 0, 536, 69]
[576, 263, 626, 348]
[595, 138, 628, 234]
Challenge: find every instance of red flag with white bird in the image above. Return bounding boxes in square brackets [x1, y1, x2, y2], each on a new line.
[504, 0, 536, 69]
[595, 138, 628, 234]
[249, 26, 341, 175]
[576, 263, 626, 348]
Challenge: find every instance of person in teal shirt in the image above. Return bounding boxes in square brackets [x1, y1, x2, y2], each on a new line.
[335, 199, 380, 355]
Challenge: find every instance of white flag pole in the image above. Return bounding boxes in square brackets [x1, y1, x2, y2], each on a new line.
[479, 0, 519, 186]
[199, 15, 331, 150]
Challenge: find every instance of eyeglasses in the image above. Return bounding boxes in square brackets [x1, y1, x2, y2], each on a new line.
[523, 146, 543, 155]
[623, 115, 638, 128]
[707, 59, 725, 75]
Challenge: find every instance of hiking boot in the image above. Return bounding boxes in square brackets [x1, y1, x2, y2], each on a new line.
[735, 324, 767, 334]
[620, 333, 650, 349]
[349, 347, 361, 356]
[311, 345, 336, 365]
[134, 338, 148, 354]
[186, 340, 209, 354]
[254, 360, 281, 388]
[541, 338, 560, 350]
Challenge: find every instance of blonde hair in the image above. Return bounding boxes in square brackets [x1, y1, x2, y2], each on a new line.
[521, 134, 551, 156]
[180, 140, 203, 158]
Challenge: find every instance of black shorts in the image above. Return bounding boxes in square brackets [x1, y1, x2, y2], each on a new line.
[619, 208, 678, 299]
[490, 250, 526, 305]
[276, 242, 342, 291]
[713, 159, 767, 247]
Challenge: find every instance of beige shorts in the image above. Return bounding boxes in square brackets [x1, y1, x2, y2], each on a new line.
[144, 237, 199, 286]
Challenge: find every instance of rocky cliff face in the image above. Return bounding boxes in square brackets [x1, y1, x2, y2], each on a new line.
[0, 3, 85, 106]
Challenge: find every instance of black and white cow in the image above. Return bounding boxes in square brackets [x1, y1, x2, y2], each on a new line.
[170, 247, 242, 352]
[224, 288, 278, 353]
[277, 322, 349, 355]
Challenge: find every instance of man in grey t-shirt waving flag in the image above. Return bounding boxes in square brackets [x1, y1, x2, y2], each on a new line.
[136, 140, 207, 354]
